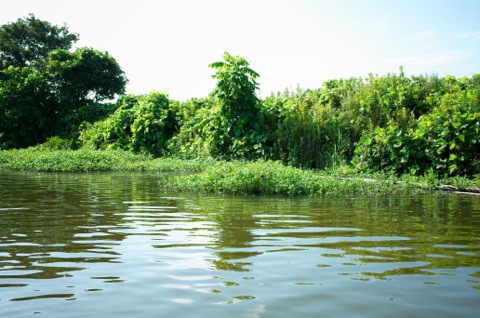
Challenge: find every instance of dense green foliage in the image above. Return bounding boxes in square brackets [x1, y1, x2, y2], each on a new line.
[1, 148, 478, 195]
[79, 92, 177, 156]
[1, 16, 478, 179]
[167, 52, 267, 160]
[0, 148, 209, 172]
[163, 160, 420, 196]
[353, 75, 480, 176]
[0, 15, 127, 148]
[266, 71, 478, 176]
[0, 13, 79, 70]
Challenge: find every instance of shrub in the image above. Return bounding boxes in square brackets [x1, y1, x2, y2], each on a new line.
[79, 92, 178, 156]
[37, 136, 73, 150]
[168, 53, 267, 160]
[353, 89, 480, 176]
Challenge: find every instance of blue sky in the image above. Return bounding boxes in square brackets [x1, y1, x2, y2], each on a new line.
[2, 0, 480, 100]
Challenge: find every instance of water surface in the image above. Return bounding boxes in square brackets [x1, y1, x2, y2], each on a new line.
[0, 172, 479, 317]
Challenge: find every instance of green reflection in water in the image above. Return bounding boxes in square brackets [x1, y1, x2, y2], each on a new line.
[189, 194, 480, 282]
[0, 172, 479, 318]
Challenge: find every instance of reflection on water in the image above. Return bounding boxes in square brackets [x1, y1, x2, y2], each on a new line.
[0, 172, 479, 317]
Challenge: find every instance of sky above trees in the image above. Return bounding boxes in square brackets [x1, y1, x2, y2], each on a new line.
[2, 0, 480, 100]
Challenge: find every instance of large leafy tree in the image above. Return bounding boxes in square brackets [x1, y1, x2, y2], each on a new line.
[209, 51, 260, 118]
[0, 14, 79, 70]
[168, 53, 266, 160]
[47, 47, 127, 106]
[207, 52, 265, 158]
[0, 14, 127, 148]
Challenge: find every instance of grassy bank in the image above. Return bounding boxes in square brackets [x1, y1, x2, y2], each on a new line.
[1, 148, 479, 196]
[0, 148, 210, 172]
[163, 160, 421, 196]
[163, 160, 480, 196]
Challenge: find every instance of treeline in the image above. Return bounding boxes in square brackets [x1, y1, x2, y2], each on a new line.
[77, 67, 479, 177]
[0, 15, 126, 148]
[1, 16, 479, 177]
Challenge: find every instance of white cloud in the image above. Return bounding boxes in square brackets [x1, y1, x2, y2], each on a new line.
[385, 27, 479, 75]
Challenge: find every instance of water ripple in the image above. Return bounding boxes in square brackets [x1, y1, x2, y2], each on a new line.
[1, 172, 479, 318]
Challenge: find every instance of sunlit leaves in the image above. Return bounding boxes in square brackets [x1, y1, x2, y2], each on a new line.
[353, 89, 479, 176]
[172, 51, 265, 159]
[80, 92, 176, 157]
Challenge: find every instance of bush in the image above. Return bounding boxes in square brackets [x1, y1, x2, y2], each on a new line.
[79, 92, 178, 156]
[271, 88, 356, 169]
[414, 90, 479, 175]
[37, 136, 73, 150]
[353, 89, 480, 176]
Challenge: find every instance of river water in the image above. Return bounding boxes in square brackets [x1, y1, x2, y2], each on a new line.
[0, 172, 479, 317]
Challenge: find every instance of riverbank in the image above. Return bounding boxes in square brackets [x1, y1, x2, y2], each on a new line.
[0, 148, 209, 172]
[1, 148, 479, 196]
[162, 160, 480, 196]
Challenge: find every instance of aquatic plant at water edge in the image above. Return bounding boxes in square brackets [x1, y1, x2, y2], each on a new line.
[0, 148, 211, 172]
[162, 160, 424, 196]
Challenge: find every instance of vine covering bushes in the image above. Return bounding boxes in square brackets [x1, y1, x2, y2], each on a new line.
[79, 92, 177, 156]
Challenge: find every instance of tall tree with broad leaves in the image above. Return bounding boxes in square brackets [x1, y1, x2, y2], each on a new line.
[209, 51, 260, 118]
[0, 14, 79, 70]
[208, 52, 265, 159]
[0, 14, 127, 148]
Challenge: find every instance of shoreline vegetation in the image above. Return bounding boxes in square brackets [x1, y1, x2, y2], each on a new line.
[1, 148, 478, 196]
[1, 17, 479, 197]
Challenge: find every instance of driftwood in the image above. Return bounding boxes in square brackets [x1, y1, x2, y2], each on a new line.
[437, 184, 480, 196]
[451, 191, 480, 196]
[338, 177, 480, 196]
